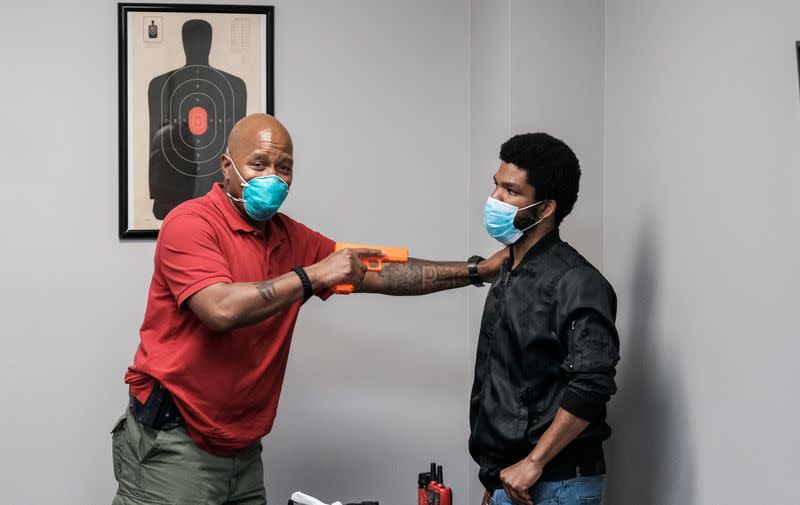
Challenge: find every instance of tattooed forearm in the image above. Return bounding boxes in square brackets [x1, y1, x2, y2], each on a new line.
[255, 280, 278, 302]
[370, 258, 470, 295]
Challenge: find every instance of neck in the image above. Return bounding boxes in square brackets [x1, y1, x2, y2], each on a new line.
[511, 221, 556, 269]
[224, 189, 266, 233]
[185, 54, 209, 66]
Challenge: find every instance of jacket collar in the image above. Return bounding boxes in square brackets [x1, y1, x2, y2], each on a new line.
[508, 228, 561, 270]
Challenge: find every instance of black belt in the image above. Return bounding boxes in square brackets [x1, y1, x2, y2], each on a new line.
[538, 459, 605, 481]
[129, 382, 184, 430]
[480, 442, 606, 490]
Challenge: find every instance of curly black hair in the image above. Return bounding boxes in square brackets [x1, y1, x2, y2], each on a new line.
[499, 132, 581, 225]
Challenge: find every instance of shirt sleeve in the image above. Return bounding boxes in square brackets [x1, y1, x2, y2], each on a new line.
[156, 213, 233, 307]
[309, 230, 336, 264]
[306, 229, 336, 300]
[553, 265, 621, 422]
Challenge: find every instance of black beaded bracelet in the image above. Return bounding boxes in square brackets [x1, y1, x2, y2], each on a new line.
[292, 266, 313, 301]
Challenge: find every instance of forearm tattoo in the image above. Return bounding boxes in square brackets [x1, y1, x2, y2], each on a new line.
[376, 258, 470, 295]
[255, 280, 278, 302]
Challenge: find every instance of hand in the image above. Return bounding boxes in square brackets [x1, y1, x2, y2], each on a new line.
[477, 247, 510, 282]
[306, 248, 385, 290]
[499, 457, 543, 505]
[481, 490, 491, 505]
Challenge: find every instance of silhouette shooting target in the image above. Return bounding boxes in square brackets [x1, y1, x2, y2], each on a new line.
[147, 19, 248, 219]
[119, 5, 273, 237]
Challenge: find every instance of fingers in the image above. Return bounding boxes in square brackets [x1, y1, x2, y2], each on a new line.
[346, 252, 368, 286]
[501, 484, 514, 504]
[502, 483, 532, 505]
[328, 248, 382, 288]
[502, 484, 516, 505]
[351, 254, 368, 274]
[511, 488, 532, 505]
[352, 260, 367, 282]
[344, 249, 374, 283]
[348, 248, 386, 258]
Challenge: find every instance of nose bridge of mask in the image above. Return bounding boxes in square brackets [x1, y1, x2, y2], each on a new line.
[488, 196, 543, 215]
[487, 196, 518, 212]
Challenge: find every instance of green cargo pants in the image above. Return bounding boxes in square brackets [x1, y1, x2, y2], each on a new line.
[110, 409, 267, 505]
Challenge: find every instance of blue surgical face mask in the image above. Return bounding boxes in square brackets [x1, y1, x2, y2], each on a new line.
[483, 196, 545, 245]
[224, 150, 289, 221]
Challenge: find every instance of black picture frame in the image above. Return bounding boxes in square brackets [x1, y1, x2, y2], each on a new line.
[118, 3, 274, 238]
[796, 41, 800, 100]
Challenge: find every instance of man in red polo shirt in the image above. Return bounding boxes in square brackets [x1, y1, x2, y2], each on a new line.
[111, 114, 507, 505]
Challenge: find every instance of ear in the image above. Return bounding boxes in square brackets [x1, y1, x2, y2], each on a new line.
[220, 153, 233, 181]
[540, 200, 558, 221]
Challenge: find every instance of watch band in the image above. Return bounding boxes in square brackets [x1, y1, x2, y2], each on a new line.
[292, 266, 313, 301]
[467, 255, 485, 287]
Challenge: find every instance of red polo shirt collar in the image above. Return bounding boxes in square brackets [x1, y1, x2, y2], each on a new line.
[208, 183, 287, 243]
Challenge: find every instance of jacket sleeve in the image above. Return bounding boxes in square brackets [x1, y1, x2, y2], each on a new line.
[553, 265, 621, 421]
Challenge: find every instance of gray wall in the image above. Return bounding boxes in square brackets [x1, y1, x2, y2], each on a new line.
[269, 2, 473, 504]
[0, 1, 606, 503]
[8, 1, 797, 505]
[603, 1, 800, 503]
[0, 1, 474, 503]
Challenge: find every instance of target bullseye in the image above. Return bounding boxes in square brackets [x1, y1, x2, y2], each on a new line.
[188, 106, 208, 135]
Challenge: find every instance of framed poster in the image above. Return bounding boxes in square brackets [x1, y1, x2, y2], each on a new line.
[118, 3, 274, 238]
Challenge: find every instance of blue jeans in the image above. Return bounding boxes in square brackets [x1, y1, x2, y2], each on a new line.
[489, 475, 605, 505]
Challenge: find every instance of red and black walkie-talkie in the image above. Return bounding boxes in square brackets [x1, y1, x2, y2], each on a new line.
[420, 462, 454, 505]
[426, 463, 440, 505]
[436, 465, 452, 505]
[418, 471, 432, 505]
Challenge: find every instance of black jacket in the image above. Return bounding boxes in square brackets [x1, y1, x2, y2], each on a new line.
[469, 230, 620, 490]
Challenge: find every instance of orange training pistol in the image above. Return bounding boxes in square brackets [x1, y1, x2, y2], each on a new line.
[333, 242, 409, 294]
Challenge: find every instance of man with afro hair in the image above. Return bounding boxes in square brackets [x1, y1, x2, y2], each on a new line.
[471, 133, 621, 505]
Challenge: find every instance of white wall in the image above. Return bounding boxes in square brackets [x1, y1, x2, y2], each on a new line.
[468, 1, 605, 501]
[603, 1, 800, 503]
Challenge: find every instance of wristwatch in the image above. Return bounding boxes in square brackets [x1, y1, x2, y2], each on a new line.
[467, 255, 485, 287]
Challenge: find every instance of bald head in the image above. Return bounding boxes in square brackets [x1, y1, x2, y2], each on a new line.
[227, 113, 293, 158]
[220, 114, 295, 216]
